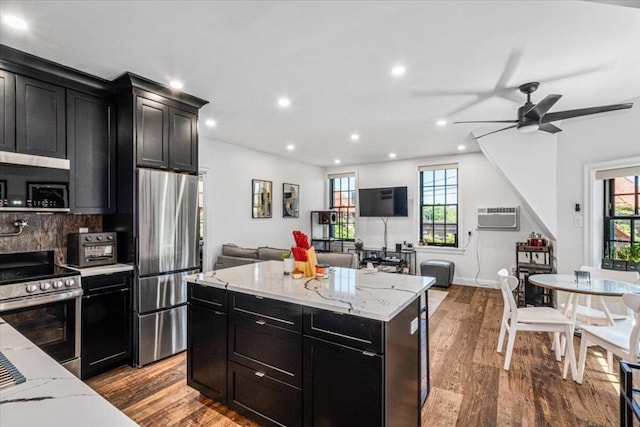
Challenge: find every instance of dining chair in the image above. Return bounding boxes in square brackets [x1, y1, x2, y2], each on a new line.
[572, 293, 640, 384]
[497, 269, 577, 378]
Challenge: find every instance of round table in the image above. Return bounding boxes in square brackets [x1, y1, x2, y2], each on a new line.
[528, 273, 640, 325]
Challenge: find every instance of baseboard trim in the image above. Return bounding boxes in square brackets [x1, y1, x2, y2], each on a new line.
[452, 277, 499, 289]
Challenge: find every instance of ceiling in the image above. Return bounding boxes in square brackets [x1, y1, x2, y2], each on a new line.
[1, 1, 639, 167]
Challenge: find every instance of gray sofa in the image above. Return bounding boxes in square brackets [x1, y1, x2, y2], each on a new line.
[214, 243, 358, 270]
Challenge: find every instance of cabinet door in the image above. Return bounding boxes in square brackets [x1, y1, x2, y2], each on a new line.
[303, 337, 383, 427]
[188, 303, 227, 402]
[0, 70, 16, 152]
[67, 90, 116, 213]
[15, 75, 66, 158]
[81, 273, 131, 379]
[136, 95, 169, 169]
[169, 108, 198, 173]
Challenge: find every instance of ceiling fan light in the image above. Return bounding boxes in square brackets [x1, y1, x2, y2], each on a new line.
[518, 124, 539, 133]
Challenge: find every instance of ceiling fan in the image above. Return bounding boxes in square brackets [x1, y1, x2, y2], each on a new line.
[454, 82, 633, 139]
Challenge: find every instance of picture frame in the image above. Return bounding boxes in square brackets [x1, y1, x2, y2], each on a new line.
[283, 183, 299, 218]
[252, 179, 272, 218]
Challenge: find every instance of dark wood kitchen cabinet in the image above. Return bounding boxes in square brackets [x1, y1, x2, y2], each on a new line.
[81, 272, 132, 379]
[187, 283, 228, 402]
[67, 90, 117, 213]
[15, 75, 66, 158]
[0, 69, 16, 152]
[135, 94, 198, 173]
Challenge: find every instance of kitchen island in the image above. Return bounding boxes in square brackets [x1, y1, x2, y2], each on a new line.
[185, 260, 434, 427]
[0, 318, 137, 427]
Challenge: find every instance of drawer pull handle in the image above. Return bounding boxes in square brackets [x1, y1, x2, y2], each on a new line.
[255, 371, 266, 377]
[255, 295, 264, 300]
[256, 320, 266, 325]
[362, 351, 377, 357]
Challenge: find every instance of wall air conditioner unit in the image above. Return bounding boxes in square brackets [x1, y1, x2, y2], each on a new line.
[477, 207, 520, 230]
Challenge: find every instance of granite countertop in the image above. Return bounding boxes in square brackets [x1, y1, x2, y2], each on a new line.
[186, 260, 434, 321]
[63, 263, 134, 277]
[0, 319, 137, 427]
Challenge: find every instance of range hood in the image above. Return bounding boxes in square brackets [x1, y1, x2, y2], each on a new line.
[0, 152, 71, 213]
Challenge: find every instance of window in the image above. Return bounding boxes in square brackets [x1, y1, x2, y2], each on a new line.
[603, 174, 640, 262]
[329, 174, 356, 240]
[420, 164, 458, 247]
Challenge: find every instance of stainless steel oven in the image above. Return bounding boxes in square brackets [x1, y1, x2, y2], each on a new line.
[0, 251, 82, 377]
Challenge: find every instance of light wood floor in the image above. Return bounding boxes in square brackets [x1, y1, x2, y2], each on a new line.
[87, 285, 619, 426]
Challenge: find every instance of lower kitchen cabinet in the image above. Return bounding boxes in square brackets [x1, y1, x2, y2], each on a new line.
[228, 361, 302, 427]
[303, 337, 383, 427]
[187, 283, 228, 402]
[81, 272, 132, 379]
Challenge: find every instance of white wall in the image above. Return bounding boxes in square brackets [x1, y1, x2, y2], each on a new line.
[555, 97, 640, 272]
[199, 137, 326, 271]
[479, 130, 558, 239]
[328, 152, 544, 286]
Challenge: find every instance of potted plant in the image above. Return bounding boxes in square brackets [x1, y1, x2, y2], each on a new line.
[628, 243, 640, 273]
[282, 251, 295, 275]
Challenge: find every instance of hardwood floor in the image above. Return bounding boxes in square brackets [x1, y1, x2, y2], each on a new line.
[86, 285, 619, 426]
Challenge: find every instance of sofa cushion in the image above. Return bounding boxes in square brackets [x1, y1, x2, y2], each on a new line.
[316, 252, 358, 269]
[258, 246, 290, 261]
[215, 255, 259, 270]
[222, 244, 258, 259]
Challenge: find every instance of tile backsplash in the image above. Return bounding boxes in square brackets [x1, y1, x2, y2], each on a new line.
[0, 213, 102, 264]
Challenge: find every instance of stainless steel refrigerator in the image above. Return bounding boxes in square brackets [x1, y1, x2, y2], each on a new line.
[135, 168, 199, 366]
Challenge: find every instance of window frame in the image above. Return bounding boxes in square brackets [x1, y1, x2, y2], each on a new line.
[419, 164, 459, 248]
[329, 174, 356, 240]
[603, 175, 640, 261]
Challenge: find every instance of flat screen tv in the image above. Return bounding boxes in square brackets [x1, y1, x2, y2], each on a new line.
[359, 187, 408, 217]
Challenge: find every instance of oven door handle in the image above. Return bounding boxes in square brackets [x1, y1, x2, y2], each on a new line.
[0, 289, 83, 312]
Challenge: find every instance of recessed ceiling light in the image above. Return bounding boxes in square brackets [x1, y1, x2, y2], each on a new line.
[334, 159, 341, 164]
[278, 97, 291, 108]
[205, 119, 216, 127]
[2, 14, 28, 30]
[458, 145, 466, 151]
[391, 65, 406, 77]
[389, 153, 396, 159]
[169, 80, 184, 90]
[286, 144, 295, 151]
[436, 119, 447, 127]
[350, 133, 360, 141]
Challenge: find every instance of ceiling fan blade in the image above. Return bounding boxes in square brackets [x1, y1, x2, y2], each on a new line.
[538, 123, 562, 134]
[410, 89, 483, 97]
[541, 102, 633, 123]
[494, 50, 523, 91]
[474, 125, 518, 139]
[454, 120, 518, 124]
[524, 94, 563, 120]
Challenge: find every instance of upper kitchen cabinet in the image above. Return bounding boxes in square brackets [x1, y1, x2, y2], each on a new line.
[115, 73, 208, 175]
[0, 69, 16, 152]
[67, 90, 117, 214]
[16, 75, 66, 158]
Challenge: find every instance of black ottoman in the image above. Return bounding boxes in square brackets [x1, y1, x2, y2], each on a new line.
[420, 260, 455, 288]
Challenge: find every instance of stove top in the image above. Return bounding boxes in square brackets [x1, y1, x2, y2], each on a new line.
[0, 264, 77, 286]
[0, 251, 81, 302]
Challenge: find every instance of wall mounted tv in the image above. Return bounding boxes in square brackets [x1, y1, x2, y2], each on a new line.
[358, 187, 408, 217]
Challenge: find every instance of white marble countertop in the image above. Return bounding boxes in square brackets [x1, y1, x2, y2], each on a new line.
[186, 261, 434, 321]
[0, 319, 137, 427]
[63, 263, 134, 277]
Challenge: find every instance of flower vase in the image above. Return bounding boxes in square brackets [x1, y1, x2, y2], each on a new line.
[283, 258, 295, 275]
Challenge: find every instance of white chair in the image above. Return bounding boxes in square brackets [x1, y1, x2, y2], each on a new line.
[572, 293, 640, 384]
[496, 269, 577, 379]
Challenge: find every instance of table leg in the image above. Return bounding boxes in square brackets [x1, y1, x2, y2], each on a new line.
[560, 293, 577, 356]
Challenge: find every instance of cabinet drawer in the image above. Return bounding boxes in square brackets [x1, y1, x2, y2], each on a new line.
[229, 314, 302, 387]
[228, 361, 302, 427]
[303, 307, 383, 354]
[189, 283, 227, 312]
[230, 292, 302, 331]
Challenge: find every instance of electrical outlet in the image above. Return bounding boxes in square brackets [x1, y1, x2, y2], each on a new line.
[511, 266, 517, 274]
[79, 227, 88, 233]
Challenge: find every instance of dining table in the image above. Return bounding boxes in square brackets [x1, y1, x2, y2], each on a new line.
[528, 273, 640, 326]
